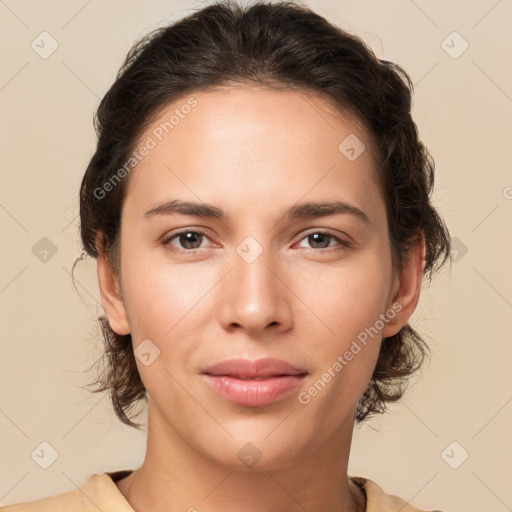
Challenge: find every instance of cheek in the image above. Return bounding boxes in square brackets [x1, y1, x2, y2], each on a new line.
[292, 255, 390, 406]
[120, 242, 210, 333]
[122, 240, 392, 350]
[119, 248, 217, 392]
[295, 256, 392, 345]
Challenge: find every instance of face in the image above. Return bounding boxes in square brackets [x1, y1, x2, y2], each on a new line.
[98, 85, 419, 470]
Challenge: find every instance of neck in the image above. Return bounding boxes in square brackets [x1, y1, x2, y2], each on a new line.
[116, 405, 366, 512]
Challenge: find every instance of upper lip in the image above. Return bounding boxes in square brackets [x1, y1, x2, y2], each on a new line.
[202, 358, 308, 379]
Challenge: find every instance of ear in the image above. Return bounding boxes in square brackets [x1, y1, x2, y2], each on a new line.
[381, 233, 426, 338]
[95, 231, 131, 336]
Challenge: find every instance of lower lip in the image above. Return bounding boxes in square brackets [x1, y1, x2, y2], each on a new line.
[203, 374, 306, 407]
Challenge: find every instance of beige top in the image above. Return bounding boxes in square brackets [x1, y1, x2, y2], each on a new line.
[0, 471, 444, 511]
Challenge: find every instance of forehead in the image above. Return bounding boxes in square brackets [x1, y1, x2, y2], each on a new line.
[123, 86, 383, 222]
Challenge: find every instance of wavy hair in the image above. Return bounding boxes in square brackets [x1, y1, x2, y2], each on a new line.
[73, 0, 451, 429]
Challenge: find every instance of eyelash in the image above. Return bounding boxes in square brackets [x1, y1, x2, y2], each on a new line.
[161, 228, 351, 255]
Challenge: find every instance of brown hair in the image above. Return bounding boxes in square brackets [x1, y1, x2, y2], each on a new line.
[74, 0, 451, 429]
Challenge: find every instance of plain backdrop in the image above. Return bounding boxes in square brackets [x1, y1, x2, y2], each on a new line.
[1, 1, 511, 511]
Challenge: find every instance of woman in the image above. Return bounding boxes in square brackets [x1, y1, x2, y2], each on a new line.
[2, 1, 450, 510]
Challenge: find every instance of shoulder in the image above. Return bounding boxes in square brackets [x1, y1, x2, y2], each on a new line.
[350, 476, 446, 512]
[0, 471, 134, 512]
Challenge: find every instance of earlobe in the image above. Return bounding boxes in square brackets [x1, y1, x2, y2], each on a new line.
[95, 232, 131, 336]
[382, 234, 426, 338]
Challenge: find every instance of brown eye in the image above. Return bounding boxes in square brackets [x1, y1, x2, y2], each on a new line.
[162, 229, 211, 252]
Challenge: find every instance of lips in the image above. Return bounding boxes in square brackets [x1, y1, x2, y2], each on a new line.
[202, 358, 307, 379]
[201, 358, 308, 407]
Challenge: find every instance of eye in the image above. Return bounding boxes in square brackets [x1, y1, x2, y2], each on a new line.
[295, 230, 351, 252]
[161, 228, 351, 255]
[162, 229, 212, 253]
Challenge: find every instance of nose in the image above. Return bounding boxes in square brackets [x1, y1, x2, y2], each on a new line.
[217, 241, 293, 336]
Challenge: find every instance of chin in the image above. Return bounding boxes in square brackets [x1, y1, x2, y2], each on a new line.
[198, 428, 312, 472]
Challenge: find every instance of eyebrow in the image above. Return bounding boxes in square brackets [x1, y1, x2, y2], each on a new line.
[144, 199, 370, 225]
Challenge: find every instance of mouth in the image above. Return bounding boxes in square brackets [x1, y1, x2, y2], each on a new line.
[201, 358, 308, 407]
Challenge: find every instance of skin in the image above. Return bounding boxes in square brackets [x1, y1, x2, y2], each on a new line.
[97, 85, 425, 512]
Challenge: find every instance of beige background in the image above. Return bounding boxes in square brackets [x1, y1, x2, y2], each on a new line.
[1, 1, 511, 510]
